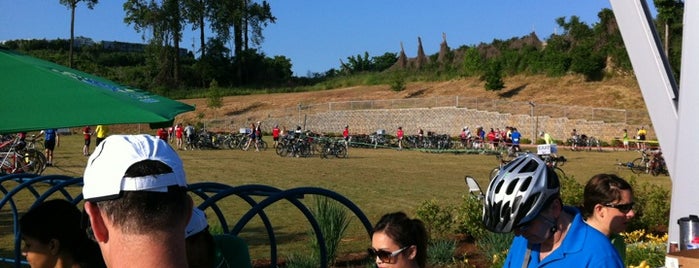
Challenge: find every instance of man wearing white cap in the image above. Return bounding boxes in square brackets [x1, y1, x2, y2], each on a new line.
[82, 134, 193, 268]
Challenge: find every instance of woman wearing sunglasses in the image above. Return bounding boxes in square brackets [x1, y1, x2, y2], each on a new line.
[482, 153, 623, 267]
[369, 212, 427, 268]
[582, 174, 635, 263]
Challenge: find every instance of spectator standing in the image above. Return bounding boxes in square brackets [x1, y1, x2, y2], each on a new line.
[39, 129, 59, 167]
[82, 126, 92, 156]
[482, 154, 624, 267]
[371, 212, 427, 268]
[94, 125, 108, 146]
[637, 127, 647, 150]
[246, 123, 259, 152]
[582, 174, 636, 263]
[184, 123, 195, 149]
[20, 199, 105, 268]
[622, 129, 630, 151]
[82, 134, 193, 268]
[343, 125, 350, 148]
[396, 127, 404, 150]
[540, 131, 554, 145]
[571, 129, 579, 151]
[156, 128, 169, 141]
[167, 126, 174, 143]
[272, 124, 280, 148]
[174, 123, 184, 150]
[510, 128, 522, 153]
[487, 128, 497, 150]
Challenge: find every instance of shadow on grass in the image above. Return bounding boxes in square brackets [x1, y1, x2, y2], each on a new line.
[498, 83, 528, 98]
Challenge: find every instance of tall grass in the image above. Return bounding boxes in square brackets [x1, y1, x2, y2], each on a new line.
[285, 196, 352, 267]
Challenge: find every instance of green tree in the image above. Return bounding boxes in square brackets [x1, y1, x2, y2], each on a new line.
[182, 0, 213, 57]
[461, 46, 483, 77]
[124, 0, 185, 87]
[654, 0, 684, 80]
[483, 60, 505, 91]
[58, 0, 99, 68]
[210, 0, 276, 85]
[372, 52, 398, 72]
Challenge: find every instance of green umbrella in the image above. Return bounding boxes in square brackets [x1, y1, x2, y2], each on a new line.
[0, 47, 195, 134]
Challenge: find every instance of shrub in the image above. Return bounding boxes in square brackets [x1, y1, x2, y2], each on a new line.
[453, 195, 488, 240]
[416, 199, 454, 239]
[559, 174, 584, 208]
[627, 178, 671, 232]
[389, 73, 406, 92]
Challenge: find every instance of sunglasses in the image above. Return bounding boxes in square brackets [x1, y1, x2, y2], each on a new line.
[603, 202, 635, 214]
[367, 246, 408, 263]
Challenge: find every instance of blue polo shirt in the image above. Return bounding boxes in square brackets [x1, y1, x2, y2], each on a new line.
[503, 206, 624, 268]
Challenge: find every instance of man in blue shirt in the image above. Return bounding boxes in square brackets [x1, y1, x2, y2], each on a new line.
[40, 129, 59, 167]
[510, 127, 522, 153]
[482, 154, 624, 268]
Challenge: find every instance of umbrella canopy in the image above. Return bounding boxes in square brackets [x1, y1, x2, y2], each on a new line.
[0, 48, 195, 134]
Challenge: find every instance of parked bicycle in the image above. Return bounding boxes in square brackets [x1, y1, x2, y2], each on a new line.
[615, 149, 652, 174]
[320, 138, 347, 158]
[0, 139, 46, 175]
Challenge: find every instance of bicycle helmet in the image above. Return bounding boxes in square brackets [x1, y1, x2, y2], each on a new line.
[482, 153, 560, 233]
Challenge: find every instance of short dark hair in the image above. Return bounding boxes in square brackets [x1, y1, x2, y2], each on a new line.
[95, 160, 190, 234]
[20, 199, 105, 267]
[372, 212, 428, 268]
[582, 174, 633, 218]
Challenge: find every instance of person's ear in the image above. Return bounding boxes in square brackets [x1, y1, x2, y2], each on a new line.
[594, 203, 606, 218]
[84, 201, 109, 243]
[48, 239, 60, 256]
[407, 245, 417, 260]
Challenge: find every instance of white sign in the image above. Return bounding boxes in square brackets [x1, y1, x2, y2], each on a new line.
[537, 144, 558, 155]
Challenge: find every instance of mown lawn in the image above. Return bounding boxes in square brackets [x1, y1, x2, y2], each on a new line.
[0, 132, 671, 264]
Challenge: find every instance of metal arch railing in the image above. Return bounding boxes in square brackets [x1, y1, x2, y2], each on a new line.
[1, 177, 374, 268]
[222, 186, 374, 268]
[0, 175, 83, 267]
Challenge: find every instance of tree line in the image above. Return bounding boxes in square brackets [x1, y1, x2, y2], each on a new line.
[2, 0, 685, 95]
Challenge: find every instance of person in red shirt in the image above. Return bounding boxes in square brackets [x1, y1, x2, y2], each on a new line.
[272, 125, 280, 148]
[396, 127, 404, 150]
[82, 126, 92, 156]
[175, 123, 184, 150]
[157, 128, 168, 141]
[487, 128, 497, 150]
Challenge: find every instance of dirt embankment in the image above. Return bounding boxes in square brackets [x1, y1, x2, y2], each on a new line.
[176, 74, 646, 123]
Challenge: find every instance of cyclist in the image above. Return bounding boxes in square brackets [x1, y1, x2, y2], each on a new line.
[510, 127, 521, 154]
[482, 154, 624, 267]
[39, 129, 59, 167]
[272, 124, 280, 148]
[184, 123, 195, 149]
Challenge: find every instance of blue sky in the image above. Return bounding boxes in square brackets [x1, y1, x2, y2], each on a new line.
[0, 1, 653, 77]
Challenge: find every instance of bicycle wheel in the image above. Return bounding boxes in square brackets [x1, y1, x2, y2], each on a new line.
[258, 140, 268, 151]
[276, 143, 288, 156]
[22, 149, 46, 175]
[630, 158, 646, 174]
[320, 144, 330, 159]
[336, 145, 347, 158]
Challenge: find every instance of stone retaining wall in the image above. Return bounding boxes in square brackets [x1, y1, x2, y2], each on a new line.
[212, 106, 654, 145]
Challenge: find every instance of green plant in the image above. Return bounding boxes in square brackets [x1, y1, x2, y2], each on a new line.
[389, 73, 406, 92]
[476, 231, 513, 268]
[454, 195, 488, 240]
[623, 230, 667, 267]
[627, 178, 671, 232]
[559, 174, 583, 207]
[427, 239, 457, 265]
[309, 196, 352, 267]
[415, 199, 454, 239]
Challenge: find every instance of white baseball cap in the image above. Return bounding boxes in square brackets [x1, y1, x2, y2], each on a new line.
[82, 134, 187, 201]
[185, 208, 208, 238]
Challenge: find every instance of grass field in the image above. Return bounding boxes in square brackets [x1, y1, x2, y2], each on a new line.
[0, 132, 672, 264]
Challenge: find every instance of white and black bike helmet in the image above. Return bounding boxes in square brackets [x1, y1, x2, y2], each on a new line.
[482, 153, 560, 233]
